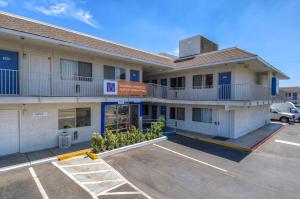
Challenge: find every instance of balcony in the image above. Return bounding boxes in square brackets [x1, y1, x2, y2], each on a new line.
[147, 83, 286, 102]
[0, 69, 286, 102]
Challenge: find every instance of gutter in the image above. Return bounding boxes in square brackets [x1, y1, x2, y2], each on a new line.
[0, 28, 175, 69]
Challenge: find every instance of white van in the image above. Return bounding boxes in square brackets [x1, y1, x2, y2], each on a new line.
[271, 102, 300, 121]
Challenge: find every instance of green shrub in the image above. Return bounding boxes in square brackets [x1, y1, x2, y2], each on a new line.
[104, 129, 118, 150]
[145, 117, 164, 139]
[91, 123, 163, 153]
[91, 132, 106, 153]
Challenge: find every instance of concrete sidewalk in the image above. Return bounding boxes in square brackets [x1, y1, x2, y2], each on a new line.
[0, 141, 91, 171]
[176, 122, 284, 152]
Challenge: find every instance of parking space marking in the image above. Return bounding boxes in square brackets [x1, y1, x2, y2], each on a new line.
[71, 169, 114, 175]
[275, 140, 300, 146]
[153, 144, 228, 173]
[29, 167, 49, 199]
[53, 157, 152, 199]
[60, 161, 104, 168]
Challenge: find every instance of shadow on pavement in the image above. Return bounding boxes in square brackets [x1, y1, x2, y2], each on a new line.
[167, 134, 250, 162]
[0, 141, 91, 170]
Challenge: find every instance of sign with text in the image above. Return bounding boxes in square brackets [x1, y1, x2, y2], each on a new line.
[118, 81, 147, 96]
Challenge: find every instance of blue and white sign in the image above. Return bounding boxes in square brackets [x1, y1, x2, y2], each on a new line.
[104, 80, 118, 95]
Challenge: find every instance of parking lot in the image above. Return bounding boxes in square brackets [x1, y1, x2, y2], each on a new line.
[1, 123, 300, 199]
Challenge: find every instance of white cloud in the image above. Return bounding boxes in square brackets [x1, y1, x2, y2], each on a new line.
[170, 47, 179, 56]
[0, 0, 9, 7]
[25, 0, 100, 29]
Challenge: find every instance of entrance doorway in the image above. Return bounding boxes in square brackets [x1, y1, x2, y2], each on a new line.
[218, 72, 231, 100]
[130, 104, 139, 128]
[102, 102, 141, 135]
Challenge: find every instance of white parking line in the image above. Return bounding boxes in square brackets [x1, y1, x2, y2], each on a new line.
[71, 169, 113, 175]
[100, 192, 142, 195]
[100, 160, 153, 199]
[60, 162, 104, 168]
[53, 158, 153, 199]
[52, 162, 98, 199]
[153, 144, 228, 173]
[275, 140, 300, 146]
[81, 179, 125, 185]
[29, 167, 49, 199]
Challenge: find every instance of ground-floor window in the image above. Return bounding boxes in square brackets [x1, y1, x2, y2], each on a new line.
[104, 104, 139, 133]
[169, 107, 185, 120]
[192, 108, 212, 123]
[58, 108, 91, 129]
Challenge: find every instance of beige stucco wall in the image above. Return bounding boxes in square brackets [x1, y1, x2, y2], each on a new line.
[0, 103, 100, 153]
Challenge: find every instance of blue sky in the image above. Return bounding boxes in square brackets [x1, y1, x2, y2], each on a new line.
[1, 0, 299, 86]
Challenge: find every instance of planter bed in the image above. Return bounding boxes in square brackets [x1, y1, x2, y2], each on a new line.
[96, 136, 167, 158]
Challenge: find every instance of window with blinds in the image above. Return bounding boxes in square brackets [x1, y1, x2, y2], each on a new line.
[170, 77, 185, 89]
[193, 74, 213, 89]
[60, 59, 92, 81]
[169, 107, 185, 120]
[104, 65, 126, 80]
[192, 108, 212, 123]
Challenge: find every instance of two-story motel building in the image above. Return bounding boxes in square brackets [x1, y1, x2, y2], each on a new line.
[0, 12, 288, 156]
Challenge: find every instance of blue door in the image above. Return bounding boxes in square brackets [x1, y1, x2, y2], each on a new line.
[130, 70, 140, 82]
[271, 77, 278, 96]
[0, 50, 19, 95]
[152, 105, 157, 120]
[218, 72, 231, 100]
[160, 106, 167, 130]
[160, 79, 167, 86]
[293, 92, 297, 100]
[160, 106, 167, 119]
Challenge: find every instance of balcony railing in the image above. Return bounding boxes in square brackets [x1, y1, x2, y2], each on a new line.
[147, 83, 286, 101]
[0, 69, 286, 101]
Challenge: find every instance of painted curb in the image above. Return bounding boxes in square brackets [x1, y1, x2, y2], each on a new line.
[57, 149, 90, 161]
[176, 132, 252, 153]
[97, 136, 167, 158]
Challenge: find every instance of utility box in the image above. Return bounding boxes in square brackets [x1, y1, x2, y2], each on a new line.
[179, 35, 218, 58]
[58, 133, 72, 149]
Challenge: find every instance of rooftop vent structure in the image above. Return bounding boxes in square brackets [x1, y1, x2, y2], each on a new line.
[179, 35, 218, 58]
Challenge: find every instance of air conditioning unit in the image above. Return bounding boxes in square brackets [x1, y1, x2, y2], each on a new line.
[58, 133, 72, 149]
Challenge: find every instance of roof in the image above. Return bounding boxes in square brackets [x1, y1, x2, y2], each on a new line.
[173, 47, 256, 68]
[280, 87, 300, 92]
[0, 12, 289, 79]
[0, 12, 174, 66]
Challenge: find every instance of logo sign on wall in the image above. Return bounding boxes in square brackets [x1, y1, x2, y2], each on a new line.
[104, 80, 118, 95]
[103, 80, 147, 96]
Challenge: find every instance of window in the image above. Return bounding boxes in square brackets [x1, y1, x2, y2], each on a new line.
[58, 108, 91, 129]
[170, 77, 185, 89]
[170, 107, 176, 119]
[78, 62, 92, 80]
[130, 70, 140, 82]
[60, 59, 92, 81]
[151, 79, 158, 84]
[59, 109, 76, 129]
[192, 108, 212, 123]
[143, 105, 149, 115]
[104, 65, 115, 80]
[176, 108, 185, 120]
[193, 74, 213, 89]
[169, 107, 185, 120]
[116, 68, 126, 80]
[76, 108, 91, 127]
[104, 65, 126, 80]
